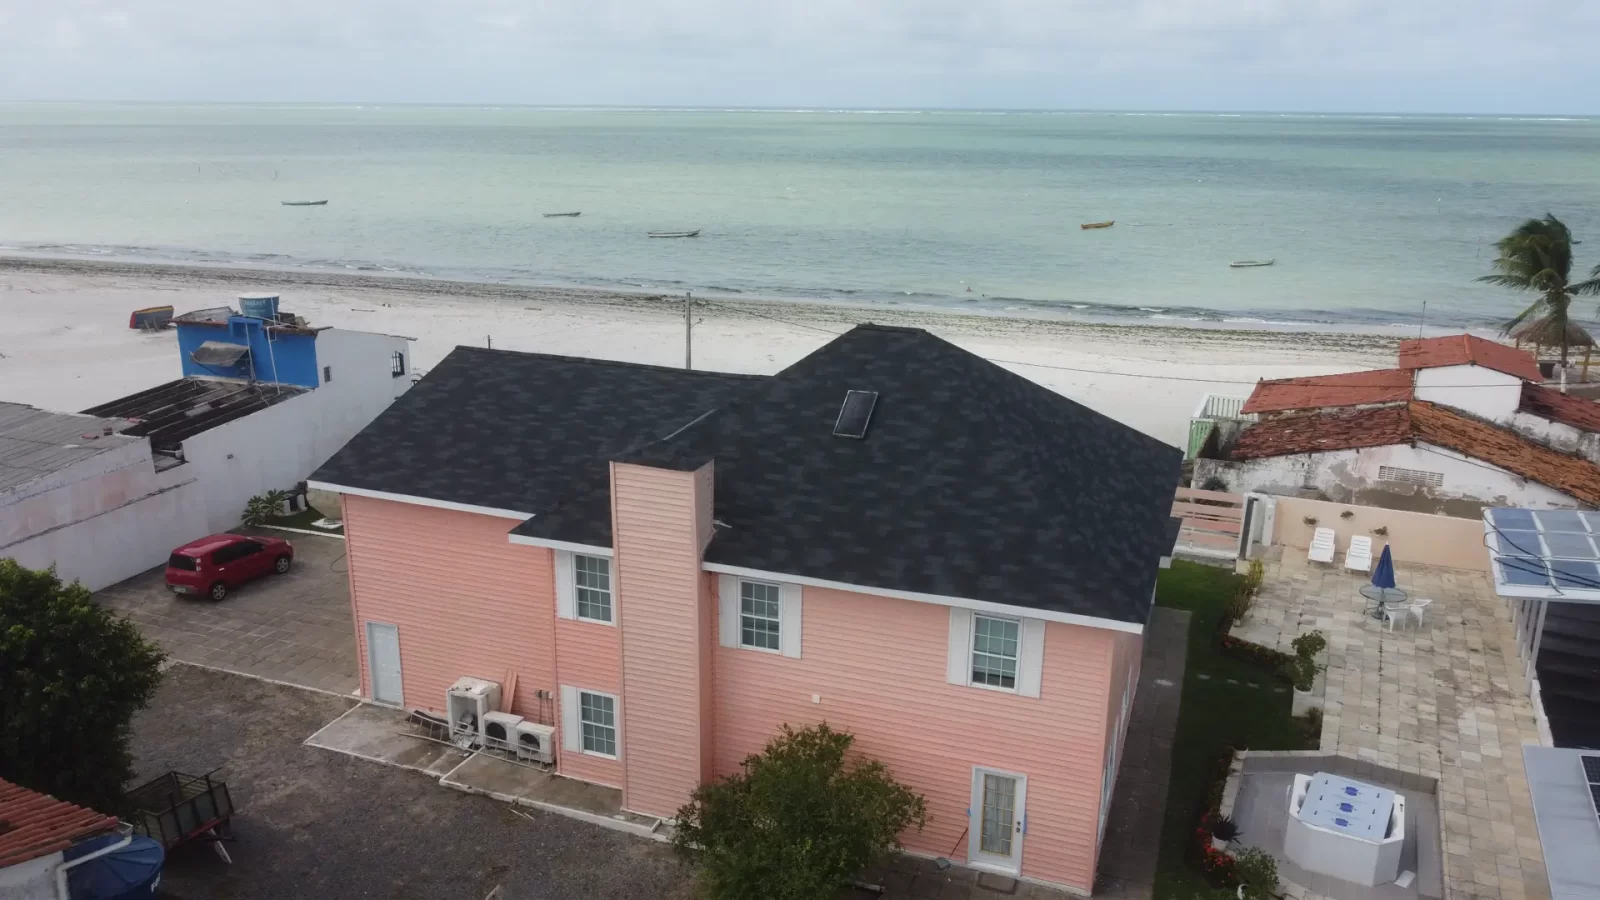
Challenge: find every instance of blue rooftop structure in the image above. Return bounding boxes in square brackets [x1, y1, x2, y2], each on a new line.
[172, 299, 325, 389]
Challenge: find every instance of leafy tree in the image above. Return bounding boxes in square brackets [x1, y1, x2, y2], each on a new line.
[1478, 213, 1600, 366]
[673, 723, 928, 900]
[0, 560, 166, 811]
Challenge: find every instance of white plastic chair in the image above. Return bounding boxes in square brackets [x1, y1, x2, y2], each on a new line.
[1407, 597, 1433, 630]
[1308, 527, 1336, 564]
[1344, 535, 1373, 572]
[1381, 601, 1406, 632]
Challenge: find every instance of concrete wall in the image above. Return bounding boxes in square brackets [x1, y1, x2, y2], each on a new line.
[1413, 365, 1522, 422]
[0, 851, 62, 900]
[180, 329, 411, 532]
[1267, 495, 1491, 572]
[3, 478, 207, 591]
[0, 438, 154, 547]
[1196, 441, 1580, 519]
[1505, 409, 1600, 465]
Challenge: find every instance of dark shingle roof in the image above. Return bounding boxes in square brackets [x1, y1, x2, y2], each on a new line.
[311, 346, 763, 518]
[619, 325, 1181, 626]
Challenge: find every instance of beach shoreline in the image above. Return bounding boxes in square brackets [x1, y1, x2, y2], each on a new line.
[0, 255, 1399, 446]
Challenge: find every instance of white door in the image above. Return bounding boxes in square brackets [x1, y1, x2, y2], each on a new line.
[366, 622, 403, 706]
[970, 767, 1027, 875]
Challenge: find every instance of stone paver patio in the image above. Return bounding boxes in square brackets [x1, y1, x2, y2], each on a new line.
[96, 529, 358, 695]
[1234, 550, 1549, 900]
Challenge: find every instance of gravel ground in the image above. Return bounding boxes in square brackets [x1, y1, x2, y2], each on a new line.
[132, 664, 695, 900]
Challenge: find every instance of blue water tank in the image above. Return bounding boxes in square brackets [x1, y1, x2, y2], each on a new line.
[238, 293, 281, 321]
[65, 834, 164, 900]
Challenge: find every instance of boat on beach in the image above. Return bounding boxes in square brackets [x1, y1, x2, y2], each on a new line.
[543, 212, 581, 218]
[647, 230, 700, 238]
[1080, 220, 1114, 229]
[280, 200, 328, 206]
[1230, 259, 1275, 268]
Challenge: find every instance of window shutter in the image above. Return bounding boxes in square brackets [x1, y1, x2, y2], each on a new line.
[718, 575, 740, 647]
[1018, 618, 1046, 698]
[560, 685, 580, 751]
[554, 551, 575, 620]
[946, 607, 973, 685]
[779, 583, 802, 658]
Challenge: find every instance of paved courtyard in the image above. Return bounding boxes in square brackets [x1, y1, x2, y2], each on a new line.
[1234, 551, 1549, 900]
[96, 530, 358, 695]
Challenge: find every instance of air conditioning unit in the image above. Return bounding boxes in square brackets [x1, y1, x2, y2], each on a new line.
[513, 721, 557, 764]
[481, 711, 523, 752]
[446, 677, 501, 745]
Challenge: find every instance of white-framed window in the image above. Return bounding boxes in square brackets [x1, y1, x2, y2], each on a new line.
[555, 550, 616, 626]
[740, 579, 783, 651]
[970, 614, 1021, 690]
[718, 575, 802, 658]
[574, 554, 612, 623]
[946, 608, 1045, 698]
[579, 691, 618, 757]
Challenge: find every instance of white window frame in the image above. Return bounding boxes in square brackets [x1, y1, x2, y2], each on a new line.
[738, 578, 784, 654]
[968, 614, 1022, 693]
[555, 551, 616, 627]
[718, 575, 802, 658]
[560, 685, 620, 760]
[946, 608, 1044, 698]
[574, 554, 613, 624]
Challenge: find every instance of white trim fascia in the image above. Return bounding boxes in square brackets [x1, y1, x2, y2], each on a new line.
[308, 481, 530, 520]
[702, 562, 1144, 635]
[506, 532, 615, 557]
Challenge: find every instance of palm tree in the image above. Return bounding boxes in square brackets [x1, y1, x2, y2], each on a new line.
[1479, 213, 1600, 367]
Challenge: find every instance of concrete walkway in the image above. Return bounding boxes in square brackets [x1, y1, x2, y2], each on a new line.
[95, 530, 358, 695]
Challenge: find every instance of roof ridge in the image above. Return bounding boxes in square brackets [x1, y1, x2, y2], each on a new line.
[452, 345, 768, 381]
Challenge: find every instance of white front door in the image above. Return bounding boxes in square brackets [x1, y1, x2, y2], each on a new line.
[366, 621, 403, 706]
[970, 767, 1027, 875]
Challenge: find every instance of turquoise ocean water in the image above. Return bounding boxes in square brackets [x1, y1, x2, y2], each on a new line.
[3, 104, 1600, 330]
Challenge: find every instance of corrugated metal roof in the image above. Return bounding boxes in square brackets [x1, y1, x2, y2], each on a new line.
[0, 778, 118, 868]
[1524, 746, 1600, 900]
[0, 402, 140, 495]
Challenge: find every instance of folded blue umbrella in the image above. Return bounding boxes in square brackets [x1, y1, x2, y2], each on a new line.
[1371, 544, 1396, 590]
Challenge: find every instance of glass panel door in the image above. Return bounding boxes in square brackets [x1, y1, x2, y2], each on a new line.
[970, 767, 1027, 874]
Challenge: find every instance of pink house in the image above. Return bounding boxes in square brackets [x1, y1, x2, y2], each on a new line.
[309, 325, 1181, 894]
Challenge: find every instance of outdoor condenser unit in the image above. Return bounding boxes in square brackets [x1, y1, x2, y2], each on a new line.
[481, 711, 523, 752]
[513, 721, 557, 764]
[446, 677, 501, 745]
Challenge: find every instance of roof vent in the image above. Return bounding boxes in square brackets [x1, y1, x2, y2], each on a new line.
[833, 390, 878, 439]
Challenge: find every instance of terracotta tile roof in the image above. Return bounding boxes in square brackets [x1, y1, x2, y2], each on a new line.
[1232, 404, 1413, 459]
[1231, 401, 1600, 505]
[0, 778, 118, 867]
[1241, 368, 1414, 414]
[1398, 334, 1542, 382]
[1519, 383, 1600, 434]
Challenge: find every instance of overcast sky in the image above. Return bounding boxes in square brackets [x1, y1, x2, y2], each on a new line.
[2, 1, 1598, 114]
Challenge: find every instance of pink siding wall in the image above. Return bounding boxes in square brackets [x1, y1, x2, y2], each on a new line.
[1097, 631, 1144, 854]
[711, 582, 1117, 892]
[612, 462, 714, 818]
[555, 618, 624, 787]
[342, 495, 556, 723]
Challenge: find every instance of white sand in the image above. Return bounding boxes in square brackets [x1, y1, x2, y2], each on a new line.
[0, 258, 1398, 447]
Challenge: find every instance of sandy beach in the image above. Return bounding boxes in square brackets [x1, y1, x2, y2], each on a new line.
[0, 256, 1399, 447]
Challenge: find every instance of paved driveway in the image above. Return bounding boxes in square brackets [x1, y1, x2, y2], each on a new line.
[96, 530, 358, 695]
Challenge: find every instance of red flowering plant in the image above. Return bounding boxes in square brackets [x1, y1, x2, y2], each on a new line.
[1188, 750, 1243, 888]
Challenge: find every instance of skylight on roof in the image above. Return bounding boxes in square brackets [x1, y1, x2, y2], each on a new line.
[833, 390, 878, 439]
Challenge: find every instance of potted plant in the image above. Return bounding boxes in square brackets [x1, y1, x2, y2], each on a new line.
[1302, 516, 1318, 527]
[1287, 630, 1326, 717]
[1232, 847, 1279, 900]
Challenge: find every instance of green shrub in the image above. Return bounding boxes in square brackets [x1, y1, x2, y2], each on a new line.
[1232, 847, 1279, 900]
[1290, 630, 1327, 660]
[241, 489, 291, 526]
[673, 724, 927, 900]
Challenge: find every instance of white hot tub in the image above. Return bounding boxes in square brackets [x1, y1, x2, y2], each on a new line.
[1285, 772, 1405, 887]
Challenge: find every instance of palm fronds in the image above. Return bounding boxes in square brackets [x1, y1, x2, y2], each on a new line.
[1482, 214, 1593, 366]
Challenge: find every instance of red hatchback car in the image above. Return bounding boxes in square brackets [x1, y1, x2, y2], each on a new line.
[166, 533, 294, 601]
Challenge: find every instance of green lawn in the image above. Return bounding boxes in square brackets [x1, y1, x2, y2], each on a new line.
[1152, 561, 1316, 900]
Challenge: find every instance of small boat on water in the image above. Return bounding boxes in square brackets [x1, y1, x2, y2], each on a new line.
[1081, 220, 1114, 229]
[543, 212, 581, 218]
[281, 200, 328, 206]
[1230, 259, 1275, 268]
[647, 230, 700, 238]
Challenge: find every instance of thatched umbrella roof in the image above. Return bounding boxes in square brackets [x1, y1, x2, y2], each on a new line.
[1509, 317, 1597, 348]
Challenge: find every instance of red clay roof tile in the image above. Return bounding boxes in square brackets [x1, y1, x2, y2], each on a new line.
[0, 778, 119, 868]
[1231, 401, 1600, 505]
[1398, 334, 1542, 382]
[1519, 383, 1600, 434]
[1241, 369, 1414, 414]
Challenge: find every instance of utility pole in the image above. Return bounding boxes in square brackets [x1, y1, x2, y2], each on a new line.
[1417, 301, 1426, 339]
[684, 291, 693, 370]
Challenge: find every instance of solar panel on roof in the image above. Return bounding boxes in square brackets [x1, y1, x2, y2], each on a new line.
[1544, 532, 1599, 560]
[1490, 508, 1538, 530]
[1496, 530, 1544, 555]
[1583, 755, 1600, 784]
[1550, 560, 1600, 589]
[1499, 558, 1549, 586]
[833, 390, 878, 439]
[1536, 510, 1591, 533]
